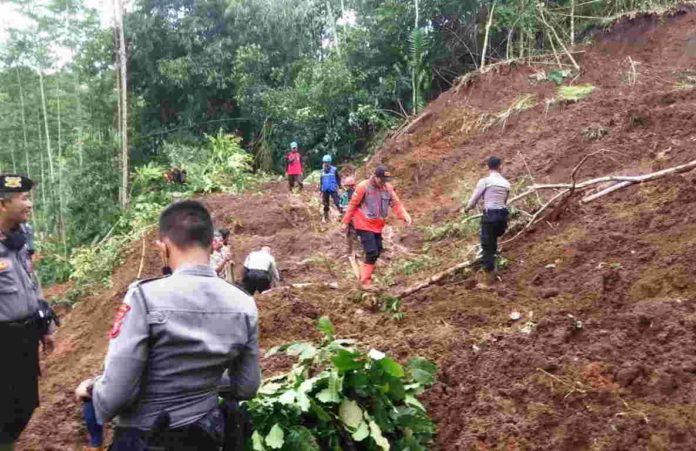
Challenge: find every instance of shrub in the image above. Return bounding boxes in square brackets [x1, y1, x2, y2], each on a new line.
[246, 317, 437, 450]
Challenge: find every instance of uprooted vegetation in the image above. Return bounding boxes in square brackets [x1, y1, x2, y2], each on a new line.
[20, 8, 696, 451]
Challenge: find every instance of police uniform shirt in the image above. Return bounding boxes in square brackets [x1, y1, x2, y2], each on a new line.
[92, 264, 260, 429]
[0, 236, 42, 322]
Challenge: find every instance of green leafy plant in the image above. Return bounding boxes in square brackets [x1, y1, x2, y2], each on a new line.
[557, 84, 596, 101]
[246, 317, 437, 450]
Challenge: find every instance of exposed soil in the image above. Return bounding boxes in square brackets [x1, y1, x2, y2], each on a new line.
[18, 7, 696, 450]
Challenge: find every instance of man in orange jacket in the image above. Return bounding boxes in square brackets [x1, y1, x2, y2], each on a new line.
[341, 165, 412, 290]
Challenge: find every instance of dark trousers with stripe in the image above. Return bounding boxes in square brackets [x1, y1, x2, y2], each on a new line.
[0, 321, 39, 444]
[480, 208, 509, 272]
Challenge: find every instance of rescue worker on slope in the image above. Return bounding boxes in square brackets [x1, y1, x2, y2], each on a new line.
[319, 154, 342, 222]
[74, 200, 260, 451]
[462, 156, 511, 285]
[0, 174, 57, 451]
[339, 177, 358, 253]
[341, 165, 412, 291]
[242, 246, 281, 295]
[286, 142, 303, 192]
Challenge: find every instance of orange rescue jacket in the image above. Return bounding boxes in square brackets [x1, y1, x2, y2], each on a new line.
[342, 179, 408, 233]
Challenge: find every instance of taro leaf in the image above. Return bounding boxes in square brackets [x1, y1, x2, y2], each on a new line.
[316, 387, 341, 404]
[287, 342, 318, 360]
[252, 431, 266, 451]
[352, 421, 370, 441]
[265, 424, 285, 449]
[332, 349, 364, 371]
[339, 399, 363, 429]
[287, 426, 321, 451]
[278, 389, 296, 405]
[258, 382, 284, 395]
[317, 316, 334, 336]
[311, 400, 332, 421]
[296, 389, 311, 412]
[379, 358, 405, 378]
[387, 376, 406, 401]
[265, 343, 291, 357]
[404, 394, 426, 411]
[299, 377, 317, 393]
[369, 421, 391, 451]
[407, 357, 437, 385]
[368, 349, 386, 360]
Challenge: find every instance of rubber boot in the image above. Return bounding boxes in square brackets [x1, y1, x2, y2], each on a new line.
[359, 263, 379, 292]
[487, 270, 498, 285]
[476, 270, 495, 290]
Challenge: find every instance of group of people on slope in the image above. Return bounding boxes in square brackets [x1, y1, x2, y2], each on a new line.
[0, 150, 510, 450]
[285, 140, 510, 290]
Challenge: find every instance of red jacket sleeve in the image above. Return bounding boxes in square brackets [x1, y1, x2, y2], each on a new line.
[342, 181, 367, 225]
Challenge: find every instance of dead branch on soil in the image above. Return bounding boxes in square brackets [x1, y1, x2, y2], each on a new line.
[395, 246, 479, 298]
[259, 282, 340, 296]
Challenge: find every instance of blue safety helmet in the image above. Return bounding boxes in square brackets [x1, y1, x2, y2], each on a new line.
[290, 141, 298, 149]
[322, 155, 332, 163]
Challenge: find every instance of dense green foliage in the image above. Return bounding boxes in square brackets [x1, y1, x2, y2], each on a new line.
[246, 317, 437, 450]
[0, 0, 684, 284]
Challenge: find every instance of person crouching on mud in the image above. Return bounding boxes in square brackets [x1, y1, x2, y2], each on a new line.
[462, 156, 510, 286]
[341, 165, 412, 291]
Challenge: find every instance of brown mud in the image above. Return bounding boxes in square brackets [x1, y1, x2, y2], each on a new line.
[18, 7, 696, 450]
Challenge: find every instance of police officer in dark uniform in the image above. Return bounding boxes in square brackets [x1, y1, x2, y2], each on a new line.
[75, 200, 260, 450]
[0, 175, 57, 451]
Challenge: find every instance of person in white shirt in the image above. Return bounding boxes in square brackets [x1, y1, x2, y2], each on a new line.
[242, 246, 281, 294]
[462, 157, 511, 284]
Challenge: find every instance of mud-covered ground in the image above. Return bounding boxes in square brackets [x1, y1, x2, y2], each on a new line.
[19, 7, 696, 450]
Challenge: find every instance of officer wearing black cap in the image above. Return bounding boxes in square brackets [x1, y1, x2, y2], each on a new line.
[0, 174, 57, 451]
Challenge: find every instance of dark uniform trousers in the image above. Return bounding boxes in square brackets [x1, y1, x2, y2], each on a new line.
[356, 230, 383, 264]
[288, 175, 303, 191]
[242, 268, 271, 295]
[480, 208, 509, 272]
[0, 320, 40, 444]
[110, 407, 223, 451]
[322, 191, 341, 217]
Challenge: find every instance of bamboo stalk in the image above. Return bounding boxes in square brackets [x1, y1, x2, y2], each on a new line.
[481, 1, 497, 70]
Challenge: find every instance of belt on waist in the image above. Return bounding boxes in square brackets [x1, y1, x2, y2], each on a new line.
[0, 316, 37, 329]
[483, 208, 508, 212]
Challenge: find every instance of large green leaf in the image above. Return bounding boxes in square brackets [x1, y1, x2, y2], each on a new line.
[369, 421, 391, 451]
[339, 399, 363, 428]
[265, 424, 284, 449]
[407, 357, 437, 385]
[252, 431, 266, 451]
[317, 316, 334, 336]
[379, 358, 405, 378]
[352, 421, 370, 441]
[332, 349, 364, 371]
[287, 426, 320, 451]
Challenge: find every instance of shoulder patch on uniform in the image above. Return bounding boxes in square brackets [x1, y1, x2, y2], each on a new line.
[110, 302, 131, 339]
[128, 275, 169, 290]
[0, 259, 10, 271]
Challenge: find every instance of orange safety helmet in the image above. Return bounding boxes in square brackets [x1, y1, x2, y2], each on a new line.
[343, 176, 356, 187]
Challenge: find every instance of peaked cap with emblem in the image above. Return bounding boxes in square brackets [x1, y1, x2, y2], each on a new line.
[0, 174, 34, 193]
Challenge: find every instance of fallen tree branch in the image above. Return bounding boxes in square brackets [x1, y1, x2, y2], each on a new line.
[396, 246, 479, 298]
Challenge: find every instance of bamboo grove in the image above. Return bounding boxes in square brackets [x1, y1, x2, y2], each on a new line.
[0, 0, 684, 284]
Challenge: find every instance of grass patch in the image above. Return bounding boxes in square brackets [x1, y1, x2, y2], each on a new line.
[557, 84, 596, 101]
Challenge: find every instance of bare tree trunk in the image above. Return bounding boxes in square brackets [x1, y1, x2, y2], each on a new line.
[481, 1, 497, 70]
[39, 71, 55, 183]
[114, 0, 129, 206]
[15, 69, 30, 177]
[570, 0, 575, 44]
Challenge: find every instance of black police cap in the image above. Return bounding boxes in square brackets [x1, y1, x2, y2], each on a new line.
[0, 175, 34, 193]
